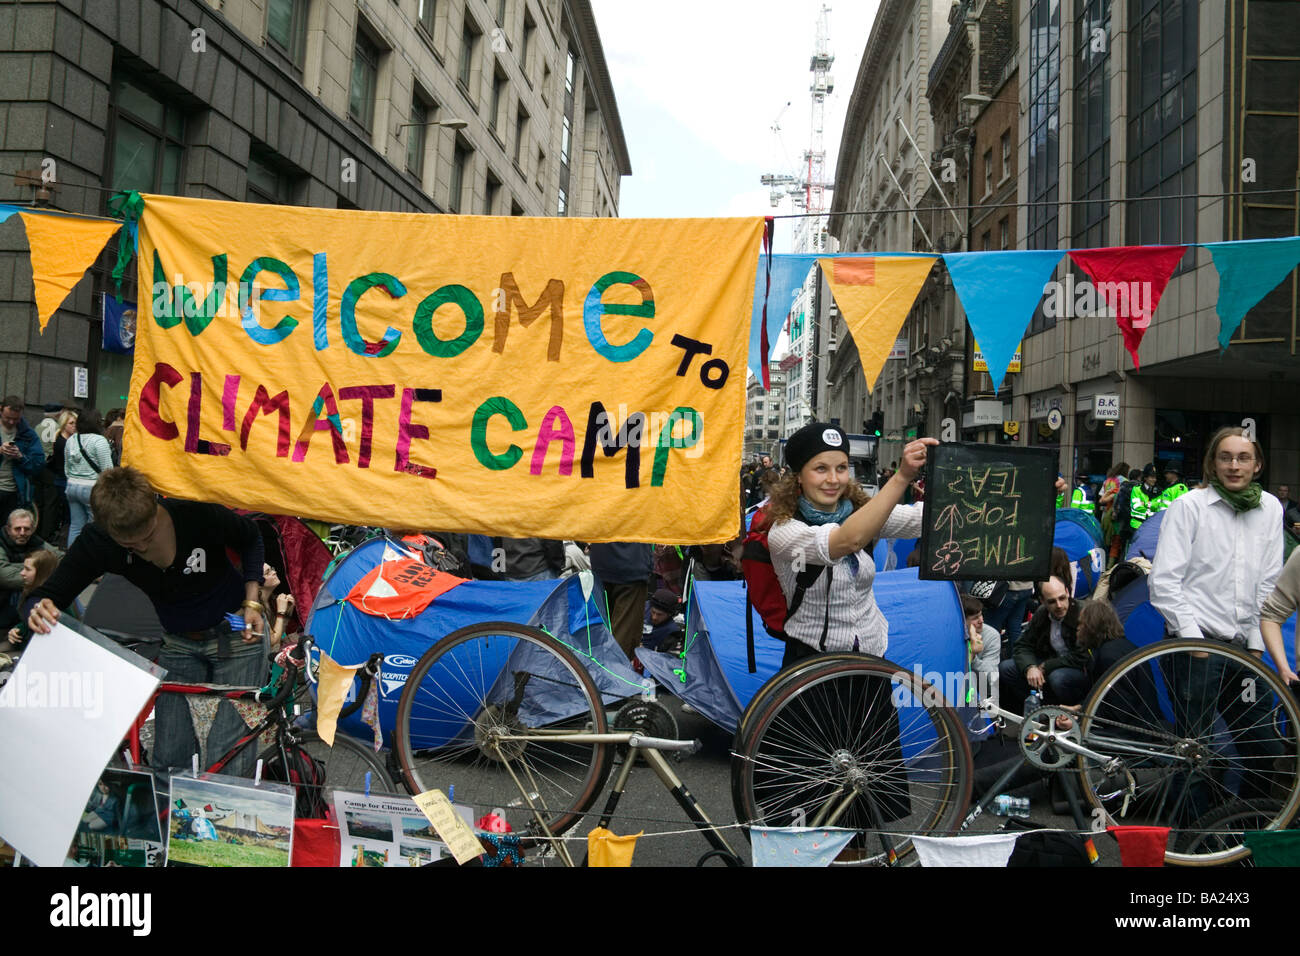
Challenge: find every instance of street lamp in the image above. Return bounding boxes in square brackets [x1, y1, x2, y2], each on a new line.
[394, 117, 469, 138]
[961, 93, 1023, 115]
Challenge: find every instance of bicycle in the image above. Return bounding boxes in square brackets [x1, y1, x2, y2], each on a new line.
[393, 621, 745, 866]
[122, 637, 396, 811]
[729, 638, 1300, 866]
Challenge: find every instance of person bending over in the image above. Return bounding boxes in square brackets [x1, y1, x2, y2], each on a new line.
[25, 467, 266, 776]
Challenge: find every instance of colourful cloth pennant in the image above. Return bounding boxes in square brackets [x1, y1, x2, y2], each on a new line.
[1068, 245, 1186, 369]
[1106, 825, 1169, 867]
[911, 831, 1023, 867]
[750, 826, 857, 867]
[18, 211, 122, 332]
[749, 253, 818, 383]
[1242, 829, 1300, 866]
[1202, 237, 1300, 350]
[314, 650, 362, 748]
[943, 250, 1065, 390]
[819, 255, 937, 393]
[0, 204, 20, 224]
[587, 826, 643, 866]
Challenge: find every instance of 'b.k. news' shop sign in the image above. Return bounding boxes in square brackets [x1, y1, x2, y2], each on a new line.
[124, 196, 762, 544]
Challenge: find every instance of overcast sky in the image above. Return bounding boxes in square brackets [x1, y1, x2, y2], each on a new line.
[590, 1, 881, 251]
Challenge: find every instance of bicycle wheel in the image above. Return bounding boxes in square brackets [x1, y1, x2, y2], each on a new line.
[730, 653, 870, 816]
[1173, 799, 1288, 863]
[394, 622, 613, 840]
[292, 730, 397, 793]
[733, 656, 973, 864]
[1077, 639, 1300, 866]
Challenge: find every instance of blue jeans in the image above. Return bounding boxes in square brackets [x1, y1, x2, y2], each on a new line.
[984, 588, 1032, 660]
[66, 481, 94, 547]
[153, 627, 269, 777]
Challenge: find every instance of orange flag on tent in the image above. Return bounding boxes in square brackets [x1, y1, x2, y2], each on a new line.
[19, 212, 121, 332]
[819, 256, 938, 392]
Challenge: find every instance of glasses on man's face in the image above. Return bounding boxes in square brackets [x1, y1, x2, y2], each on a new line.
[1216, 453, 1255, 465]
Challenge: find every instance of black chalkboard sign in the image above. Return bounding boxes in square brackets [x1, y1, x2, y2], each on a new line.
[917, 442, 1055, 581]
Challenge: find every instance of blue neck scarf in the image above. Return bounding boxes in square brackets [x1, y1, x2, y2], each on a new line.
[797, 497, 853, 525]
[797, 497, 858, 574]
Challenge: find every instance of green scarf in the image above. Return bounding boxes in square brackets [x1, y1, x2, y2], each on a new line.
[1211, 480, 1263, 513]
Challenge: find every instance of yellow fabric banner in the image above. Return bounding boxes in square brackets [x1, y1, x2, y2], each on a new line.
[818, 256, 938, 391]
[124, 196, 761, 543]
[20, 212, 121, 332]
[587, 826, 643, 866]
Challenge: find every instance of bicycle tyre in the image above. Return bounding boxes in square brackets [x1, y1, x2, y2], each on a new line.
[292, 730, 397, 793]
[1173, 798, 1290, 863]
[1077, 638, 1300, 866]
[394, 621, 613, 840]
[733, 656, 973, 864]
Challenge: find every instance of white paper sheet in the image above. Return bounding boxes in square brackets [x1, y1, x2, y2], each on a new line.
[0, 622, 162, 867]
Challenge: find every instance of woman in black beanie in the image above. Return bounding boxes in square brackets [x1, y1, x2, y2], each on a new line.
[762, 423, 937, 664]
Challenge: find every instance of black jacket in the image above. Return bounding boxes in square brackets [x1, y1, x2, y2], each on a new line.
[1012, 601, 1089, 676]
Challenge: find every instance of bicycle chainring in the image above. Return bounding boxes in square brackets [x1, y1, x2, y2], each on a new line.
[1018, 705, 1084, 771]
[613, 699, 680, 743]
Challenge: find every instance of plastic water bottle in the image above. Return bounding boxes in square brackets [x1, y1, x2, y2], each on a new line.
[1025, 688, 1043, 715]
[993, 794, 1031, 818]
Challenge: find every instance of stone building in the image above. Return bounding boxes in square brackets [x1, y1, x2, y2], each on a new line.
[0, 0, 630, 411]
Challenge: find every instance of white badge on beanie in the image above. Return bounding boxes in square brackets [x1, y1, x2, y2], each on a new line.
[822, 429, 843, 447]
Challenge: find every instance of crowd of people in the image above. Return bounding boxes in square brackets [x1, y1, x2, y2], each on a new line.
[3, 386, 1298, 831]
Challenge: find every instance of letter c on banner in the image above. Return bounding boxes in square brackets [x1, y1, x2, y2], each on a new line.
[341, 273, 407, 358]
[471, 396, 528, 470]
[583, 271, 654, 362]
[140, 362, 183, 440]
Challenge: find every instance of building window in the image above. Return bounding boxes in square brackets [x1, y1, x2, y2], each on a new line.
[246, 148, 297, 204]
[1000, 130, 1011, 181]
[450, 141, 470, 213]
[406, 96, 429, 178]
[557, 184, 567, 216]
[349, 29, 381, 132]
[266, 0, 308, 68]
[536, 146, 545, 190]
[521, 10, 536, 75]
[490, 69, 506, 132]
[108, 74, 185, 196]
[418, 0, 436, 37]
[1073, 0, 1111, 248]
[485, 171, 501, 214]
[460, 17, 481, 95]
[983, 148, 993, 196]
[1000, 217, 1010, 249]
[561, 115, 572, 168]
[1026, 0, 1061, 335]
[513, 105, 528, 166]
[1126, 0, 1196, 256]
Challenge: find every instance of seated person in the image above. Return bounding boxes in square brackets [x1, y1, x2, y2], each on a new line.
[641, 587, 684, 653]
[0, 508, 59, 630]
[959, 593, 1001, 709]
[998, 575, 1090, 712]
[3, 548, 59, 651]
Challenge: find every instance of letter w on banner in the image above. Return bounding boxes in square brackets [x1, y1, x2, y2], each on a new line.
[124, 195, 763, 544]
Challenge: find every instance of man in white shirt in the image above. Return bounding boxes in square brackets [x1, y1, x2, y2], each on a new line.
[1149, 427, 1284, 804]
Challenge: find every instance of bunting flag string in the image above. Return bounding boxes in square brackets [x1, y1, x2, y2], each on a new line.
[1068, 245, 1186, 369]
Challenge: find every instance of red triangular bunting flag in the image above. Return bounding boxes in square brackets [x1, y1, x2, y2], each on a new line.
[1068, 245, 1186, 369]
[1107, 825, 1169, 867]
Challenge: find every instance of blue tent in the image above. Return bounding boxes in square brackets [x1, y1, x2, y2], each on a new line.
[306, 538, 641, 748]
[637, 568, 972, 734]
[1125, 510, 1165, 561]
[872, 537, 918, 572]
[1054, 508, 1106, 597]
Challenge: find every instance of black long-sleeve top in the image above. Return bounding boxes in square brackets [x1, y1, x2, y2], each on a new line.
[28, 499, 264, 634]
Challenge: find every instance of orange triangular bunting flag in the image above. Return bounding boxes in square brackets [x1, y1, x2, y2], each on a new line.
[819, 256, 938, 392]
[19, 212, 121, 332]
